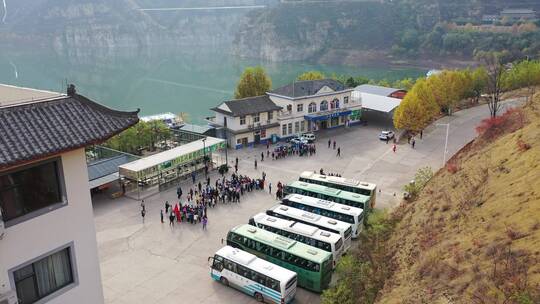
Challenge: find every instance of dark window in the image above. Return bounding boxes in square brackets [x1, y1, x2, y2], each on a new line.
[0, 160, 63, 223]
[266, 277, 280, 292]
[224, 259, 237, 273]
[13, 248, 73, 304]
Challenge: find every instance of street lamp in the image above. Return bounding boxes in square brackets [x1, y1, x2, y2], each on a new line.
[436, 122, 450, 166]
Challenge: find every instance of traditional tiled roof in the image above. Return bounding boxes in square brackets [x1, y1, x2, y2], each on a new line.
[268, 79, 347, 98]
[211, 95, 282, 117]
[354, 84, 406, 97]
[0, 89, 139, 169]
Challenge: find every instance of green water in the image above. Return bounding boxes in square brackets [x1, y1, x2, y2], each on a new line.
[0, 47, 425, 123]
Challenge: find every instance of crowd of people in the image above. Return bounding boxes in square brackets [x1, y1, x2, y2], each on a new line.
[146, 172, 269, 230]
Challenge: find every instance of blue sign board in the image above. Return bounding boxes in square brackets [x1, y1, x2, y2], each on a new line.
[304, 110, 352, 122]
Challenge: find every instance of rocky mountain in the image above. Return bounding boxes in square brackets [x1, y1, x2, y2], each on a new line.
[0, 0, 277, 52]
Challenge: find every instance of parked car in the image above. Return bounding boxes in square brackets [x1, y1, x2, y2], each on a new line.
[301, 133, 316, 143]
[290, 137, 308, 145]
[379, 130, 395, 140]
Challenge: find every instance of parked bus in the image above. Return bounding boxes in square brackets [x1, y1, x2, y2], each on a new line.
[226, 224, 333, 293]
[249, 212, 344, 267]
[209, 246, 297, 303]
[299, 171, 377, 208]
[266, 204, 352, 252]
[281, 194, 364, 238]
[283, 181, 370, 212]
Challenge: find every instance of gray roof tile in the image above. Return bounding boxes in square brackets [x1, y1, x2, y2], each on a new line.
[211, 95, 282, 117]
[269, 79, 346, 98]
[0, 94, 139, 169]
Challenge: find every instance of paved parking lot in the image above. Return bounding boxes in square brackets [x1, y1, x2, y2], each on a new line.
[93, 101, 518, 304]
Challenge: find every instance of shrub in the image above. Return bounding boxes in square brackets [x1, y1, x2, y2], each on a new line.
[517, 139, 531, 151]
[475, 108, 526, 141]
[447, 162, 459, 173]
[403, 167, 434, 198]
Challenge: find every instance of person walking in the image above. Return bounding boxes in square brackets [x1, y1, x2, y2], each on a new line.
[169, 211, 175, 226]
[392, 144, 397, 153]
[328, 139, 331, 148]
[420, 130, 423, 139]
[337, 147, 341, 157]
[261, 152, 264, 162]
[140, 200, 145, 212]
[165, 201, 170, 213]
[268, 182, 272, 194]
[177, 186, 182, 199]
[191, 171, 196, 183]
[141, 209, 146, 223]
[234, 163, 238, 173]
[333, 140, 336, 150]
[411, 138, 416, 149]
[198, 181, 202, 192]
[202, 216, 208, 230]
[160, 209, 164, 223]
[254, 159, 258, 169]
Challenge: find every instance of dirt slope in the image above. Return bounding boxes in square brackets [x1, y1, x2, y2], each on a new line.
[378, 97, 540, 303]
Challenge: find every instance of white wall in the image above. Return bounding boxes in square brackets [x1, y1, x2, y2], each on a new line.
[0, 149, 104, 304]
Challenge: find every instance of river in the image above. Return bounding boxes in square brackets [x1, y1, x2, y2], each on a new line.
[0, 47, 426, 124]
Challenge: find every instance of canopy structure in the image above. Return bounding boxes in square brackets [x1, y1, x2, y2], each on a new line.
[359, 93, 401, 113]
[119, 137, 226, 183]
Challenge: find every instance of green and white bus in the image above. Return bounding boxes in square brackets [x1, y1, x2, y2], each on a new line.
[281, 194, 364, 238]
[249, 212, 344, 268]
[226, 224, 333, 293]
[283, 181, 371, 212]
[299, 171, 377, 208]
[266, 204, 352, 252]
[209, 246, 297, 304]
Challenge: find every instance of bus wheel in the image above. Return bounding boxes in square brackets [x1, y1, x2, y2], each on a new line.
[220, 277, 229, 286]
[254, 292, 264, 302]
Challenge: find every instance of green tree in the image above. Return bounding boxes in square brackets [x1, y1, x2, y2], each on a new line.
[505, 60, 540, 102]
[297, 70, 326, 81]
[234, 66, 272, 99]
[403, 166, 433, 198]
[392, 78, 416, 91]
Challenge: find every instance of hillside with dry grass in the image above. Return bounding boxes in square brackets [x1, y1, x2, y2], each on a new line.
[378, 97, 540, 303]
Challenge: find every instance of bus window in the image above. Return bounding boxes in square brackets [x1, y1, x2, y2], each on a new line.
[237, 265, 250, 277]
[212, 256, 224, 271]
[266, 277, 280, 292]
[224, 259, 237, 273]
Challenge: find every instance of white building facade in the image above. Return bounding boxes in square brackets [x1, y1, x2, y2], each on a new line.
[0, 84, 139, 304]
[266, 79, 361, 139]
[209, 95, 282, 149]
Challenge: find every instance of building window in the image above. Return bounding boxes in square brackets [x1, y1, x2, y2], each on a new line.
[300, 121, 305, 132]
[0, 159, 64, 224]
[320, 100, 328, 111]
[331, 98, 340, 109]
[253, 114, 260, 124]
[308, 102, 316, 113]
[288, 123, 292, 134]
[297, 104, 303, 112]
[294, 122, 300, 133]
[268, 111, 273, 120]
[13, 247, 74, 304]
[240, 116, 246, 125]
[344, 96, 349, 104]
[282, 124, 287, 136]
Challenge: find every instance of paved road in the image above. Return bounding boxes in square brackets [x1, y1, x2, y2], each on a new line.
[93, 100, 521, 304]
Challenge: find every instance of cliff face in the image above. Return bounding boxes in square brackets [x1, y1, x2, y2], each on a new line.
[0, 0, 272, 52]
[232, 2, 413, 62]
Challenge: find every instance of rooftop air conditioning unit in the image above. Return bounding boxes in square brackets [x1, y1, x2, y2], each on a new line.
[0, 290, 18, 304]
